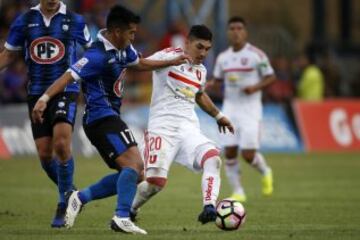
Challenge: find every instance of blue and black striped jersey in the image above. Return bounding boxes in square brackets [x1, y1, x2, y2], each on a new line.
[5, 2, 92, 95]
[69, 30, 139, 125]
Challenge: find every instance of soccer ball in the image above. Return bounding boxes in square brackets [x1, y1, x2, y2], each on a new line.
[215, 199, 246, 230]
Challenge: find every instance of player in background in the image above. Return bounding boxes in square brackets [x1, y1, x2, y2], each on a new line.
[131, 25, 234, 224]
[210, 16, 276, 202]
[0, 0, 92, 227]
[32, 5, 190, 234]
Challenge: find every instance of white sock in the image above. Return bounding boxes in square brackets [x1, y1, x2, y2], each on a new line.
[251, 152, 270, 175]
[224, 158, 245, 195]
[131, 181, 162, 211]
[201, 156, 221, 206]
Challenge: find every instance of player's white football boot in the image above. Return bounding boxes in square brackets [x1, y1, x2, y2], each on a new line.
[110, 216, 147, 234]
[64, 190, 83, 228]
[229, 192, 247, 203]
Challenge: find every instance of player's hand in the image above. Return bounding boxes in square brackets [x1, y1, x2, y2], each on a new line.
[217, 116, 234, 134]
[32, 100, 47, 124]
[243, 85, 258, 95]
[171, 54, 193, 65]
[205, 79, 215, 91]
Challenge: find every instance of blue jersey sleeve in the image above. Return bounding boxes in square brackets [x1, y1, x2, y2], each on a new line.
[69, 48, 105, 81]
[124, 44, 139, 66]
[72, 14, 92, 48]
[5, 14, 26, 51]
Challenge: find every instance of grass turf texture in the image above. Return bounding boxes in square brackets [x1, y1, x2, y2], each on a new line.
[0, 153, 359, 240]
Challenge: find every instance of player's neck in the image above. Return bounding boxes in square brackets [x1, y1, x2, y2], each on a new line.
[40, 4, 60, 19]
[104, 31, 121, 50]
[232, 43, 246, 52]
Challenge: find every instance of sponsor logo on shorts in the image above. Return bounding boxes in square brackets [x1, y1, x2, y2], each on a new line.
[58, 101, 65, 108]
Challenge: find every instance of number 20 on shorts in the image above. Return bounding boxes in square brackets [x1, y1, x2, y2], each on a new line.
[148, 136, 162, 164]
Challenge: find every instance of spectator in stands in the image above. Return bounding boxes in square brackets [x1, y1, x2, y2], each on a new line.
[296, 48, 324, 101]
[159, 20, 188, 50]
[0, 59, 27, 103]
[320, 51, 341, 97]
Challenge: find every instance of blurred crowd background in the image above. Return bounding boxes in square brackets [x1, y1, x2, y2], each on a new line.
[0, 0, 359, 106]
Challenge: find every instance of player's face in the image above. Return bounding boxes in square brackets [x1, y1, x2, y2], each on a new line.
[227, 22, 247, 47]
[185, 39, 212, 64]
[40, 0, 60, 12]
[115, 23, 137, 49]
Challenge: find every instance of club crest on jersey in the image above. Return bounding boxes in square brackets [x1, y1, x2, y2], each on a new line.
[30, 37, 65, 64]
[113, 69, 127, 97]
[62, 24, 69, 31]
[241, 58, 248, 65]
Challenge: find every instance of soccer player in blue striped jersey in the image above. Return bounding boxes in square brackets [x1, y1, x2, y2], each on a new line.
[32, 5, 190, 234]
[0, 0, 92, 227]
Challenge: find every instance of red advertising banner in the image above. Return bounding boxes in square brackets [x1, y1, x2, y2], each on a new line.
[293, 99, 360, 152]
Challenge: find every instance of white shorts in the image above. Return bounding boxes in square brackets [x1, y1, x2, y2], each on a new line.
[219, 115, 261, 150]
[144, 123, 219, 173]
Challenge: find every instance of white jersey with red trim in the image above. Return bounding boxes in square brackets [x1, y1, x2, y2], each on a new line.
[146, 47, 207, 128]
[213, 43, 274, 120]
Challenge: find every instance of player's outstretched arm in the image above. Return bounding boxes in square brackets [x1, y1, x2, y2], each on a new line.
[131, 54, 192, 71]
[32, 72, 75, 123]
[195, 91, 234, 134]
[0, 49, 20, 71]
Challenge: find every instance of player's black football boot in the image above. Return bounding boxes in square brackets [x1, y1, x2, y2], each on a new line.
[198, 204, 217, 224]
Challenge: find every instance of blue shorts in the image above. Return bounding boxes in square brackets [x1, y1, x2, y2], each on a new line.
[83, 116, 138, 169]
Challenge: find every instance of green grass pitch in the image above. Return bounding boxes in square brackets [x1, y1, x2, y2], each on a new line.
[1, 153, 359, 240]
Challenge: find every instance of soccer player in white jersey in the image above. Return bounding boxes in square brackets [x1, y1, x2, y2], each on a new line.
[131, 25, 234, 224]
[211, 16, 276, 202]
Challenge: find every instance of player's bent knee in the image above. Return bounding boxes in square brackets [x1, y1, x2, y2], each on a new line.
[200, 149, 221, 169]
[135, 160, 144, 173]
[225, 148, 238, 159]
[53, 138, 71, 161]
[241, 150, 255, 163]
[146, 177, 167, 189]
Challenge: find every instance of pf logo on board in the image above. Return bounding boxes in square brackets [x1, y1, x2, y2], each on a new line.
[30, 37, 65, 64]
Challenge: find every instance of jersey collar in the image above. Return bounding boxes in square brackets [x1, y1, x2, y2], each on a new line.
[231, 42, 249, 53]
[31, 1, 67, 15]
[97, 29, 119, 51]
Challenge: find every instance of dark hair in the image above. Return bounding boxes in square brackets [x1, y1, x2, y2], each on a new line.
[228, 16, 247, 26]
[188, 25, 212, 41]
[106, 5, 141, 30]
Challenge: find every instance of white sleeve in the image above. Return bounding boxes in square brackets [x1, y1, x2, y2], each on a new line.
[146, 49, 179, 61]
[146, 50, 164, 61]
[258, 54, 274, 77]
[212, 54, 224, 79]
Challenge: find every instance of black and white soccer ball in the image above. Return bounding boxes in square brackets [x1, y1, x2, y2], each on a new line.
[215, 199, 246, 230]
